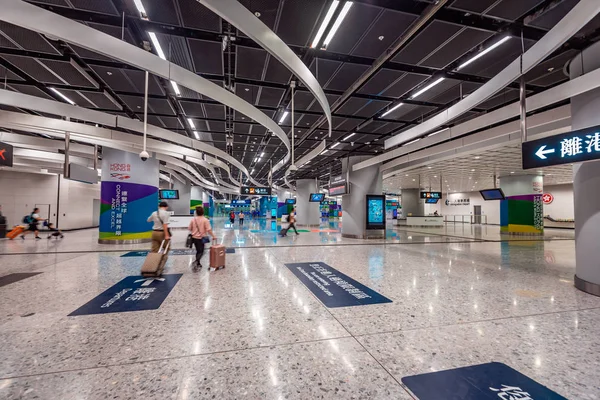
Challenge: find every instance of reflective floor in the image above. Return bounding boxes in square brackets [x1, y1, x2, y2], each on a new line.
[1, 218, 598, 399]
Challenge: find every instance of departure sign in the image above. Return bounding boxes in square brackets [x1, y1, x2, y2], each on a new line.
[523, 125, 600, 169]
[240, 186, 271, 196]
[0, 141, 13, 167]
[420, 192, 442, 199]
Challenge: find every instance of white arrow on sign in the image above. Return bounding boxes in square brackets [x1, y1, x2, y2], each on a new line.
[535, 145, 555, 160]
[134, 277, 165, 287]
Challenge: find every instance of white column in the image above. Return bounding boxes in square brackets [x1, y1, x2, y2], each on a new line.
[341, 156, 382, 239]
[570, 41, 600, 296]
[295, 179, 320, 226]
[400, 189, 423, 216]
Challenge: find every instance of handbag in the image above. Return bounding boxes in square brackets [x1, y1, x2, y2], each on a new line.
[186, 233, 193, 248]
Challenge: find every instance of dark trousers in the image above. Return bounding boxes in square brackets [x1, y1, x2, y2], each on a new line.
[240, 219, 244, 225]
[289, 223, 299, 234]
[192, 238, 206, 264]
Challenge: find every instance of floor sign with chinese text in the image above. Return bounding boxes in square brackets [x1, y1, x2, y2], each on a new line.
[284, 262, 392, 308]
[402, 362, 567, 399]
[68, 274, 183, 316]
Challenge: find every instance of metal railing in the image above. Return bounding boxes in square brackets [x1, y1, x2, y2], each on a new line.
[443, 215, 488, 224]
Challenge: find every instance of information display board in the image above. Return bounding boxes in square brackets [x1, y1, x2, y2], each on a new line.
[309, 193, 325, 202]
[240, 186, 271, 195]
[231, 199, 251, 206]
[366, 194, 385, 230]
[285, 198, 296, 205]
[0, 141, 13, 167]
[522, 125, 600, 169]
[420, 192, 442, 199]
[327, 179, 349, 196]
[159, 189, 179, 200]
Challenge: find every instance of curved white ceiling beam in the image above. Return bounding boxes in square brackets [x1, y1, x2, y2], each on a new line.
[0, 0, 291, 174]
[0, 110, 241, 194]
[198, 0, 332, 137]
[383, 0, 600, 151]
[350, 0, 600, 172]
[282, 140, 326, 188]
[0, 89, 245, 186]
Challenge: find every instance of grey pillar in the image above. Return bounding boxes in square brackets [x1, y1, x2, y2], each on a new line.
[400, 189, 423, 217]
[295, 179, 320, 227]
[570, 41, 600, 296]
[341, 156, 382, 239]
[169, 178, 192, 215]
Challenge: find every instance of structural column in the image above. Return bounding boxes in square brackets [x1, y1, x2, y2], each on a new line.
[99, 148, 159, 243]
[499, 175, 544, 235]
[400, 189, 423, 217]
[168, 178, 191, 215]
[570, 41, 600, 296]
[295, 179, 320, 227]
[341, 156, 383, 239]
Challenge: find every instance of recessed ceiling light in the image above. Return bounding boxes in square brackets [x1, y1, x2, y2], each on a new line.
[137, 105, 141, 109]
[434, 175, 437, 178]
[474, 156, 481, 159]
[378, 35, 384, 41]
[245, 88, 250, 91]
[427, 166, 432, 169]
[510, 171, 515, 174]
[106, 71, 113, 76]
[548, 67, 555, 72]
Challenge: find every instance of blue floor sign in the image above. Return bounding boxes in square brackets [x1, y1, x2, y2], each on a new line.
[122, 248, 234, 257]
[285, 262, 392, 308]
[69, 274, 183, 316]
[402, 362, 567, 399]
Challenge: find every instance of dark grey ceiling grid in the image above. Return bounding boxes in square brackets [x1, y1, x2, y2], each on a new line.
[1, 0, 598, 188]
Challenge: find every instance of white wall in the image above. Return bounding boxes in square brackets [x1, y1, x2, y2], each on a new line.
[0, 170, 100, 229]
[543, 184, 574, 220]
[424, 184, 575, 225]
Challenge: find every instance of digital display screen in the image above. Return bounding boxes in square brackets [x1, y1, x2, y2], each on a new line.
[309, 193, 325, 202]
[480, 188, 505, 201]
[328, 184, 348, 196]
[285, 198, 296, 205]
[366, 194, 385, 230]
[159, 189, 179, 199]
[420, 192, 442, 199]
[479, 189, 505, 200]
[426, 198, 439, 204]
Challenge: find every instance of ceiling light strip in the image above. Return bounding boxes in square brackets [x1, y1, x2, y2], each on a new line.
[410, 78, 445, 99]
[49, 88, 75, 105]
[457, 36, 511, 71]
[311, 1, 339, 48]
[323, 2, 353, 46]
[381, 103, 403, 118]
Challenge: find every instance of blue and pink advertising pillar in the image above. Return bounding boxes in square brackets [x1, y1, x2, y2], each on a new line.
[98, 148, 159, 243]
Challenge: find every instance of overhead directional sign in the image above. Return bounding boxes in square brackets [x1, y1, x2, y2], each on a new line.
[0, 141, 14, 167]
[522, 125, 600, 169]
[420, 191, 442, 199]
[240, 186, 271, 196]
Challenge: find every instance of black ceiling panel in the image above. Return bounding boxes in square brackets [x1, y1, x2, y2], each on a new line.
[325, 63, 369, 92]
[337, 97, 368, 116]
[119, 94, 145, 112]
[277, 0, 326, 46]
[311, 59, 342, 87]
[421, 28, 493, 69]
[411, 78, 461, 102]
[309, 94, 339, 111]
[354, 100, 390, 118]
[41, 60, 97, 87]
[1, 69, 23, 81]
[352, 11, 417, 59]
[179, 0, 221, 32]
[293, 91, 317, 110]
[325, 3, 382, 55]
[1, 56, 64, 84]
[0, 22, 59, 55]
[257, 87, 285, 107]
[52, 88, 95, 108]
[460, 38, 535, 78]
[393, 21, 462, 65]
[264, 56, 292, 84]
[382, 73, 428, 98]
[8, 84, 53, 100]
[236, 46, 267, 80]
[144, 0, 180, 26]
[80, 91, 122, 111]
[90, 66, 134, 92]
[148, 98, 176, 115]
[161, 116, 184, 130]
[188, 39, 223, 74]
[204, 104, 226, 120]
[358, 69, 403, 96]
[69, 0, 119, 15]
[429, 81, 482, 104]
[238, 0, 280, 31]
[450, 0, 499, 14]
[122, 69, 164, 96]
[487, 0, 545, 21]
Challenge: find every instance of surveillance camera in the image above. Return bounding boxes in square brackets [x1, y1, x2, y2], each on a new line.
[139, 150, 149, 162]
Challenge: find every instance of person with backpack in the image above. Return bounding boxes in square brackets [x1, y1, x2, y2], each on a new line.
[21, 207, 44, 240]
[188, 206, 214, 271]
[287, 209, 299, 236]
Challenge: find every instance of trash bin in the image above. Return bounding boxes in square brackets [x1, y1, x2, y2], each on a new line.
[0, 215, 6, 239]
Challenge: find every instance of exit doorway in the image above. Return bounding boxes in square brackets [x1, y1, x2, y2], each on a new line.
[473, 205, 482, 224]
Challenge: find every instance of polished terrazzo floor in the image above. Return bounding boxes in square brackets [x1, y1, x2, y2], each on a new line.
[0, 218, 598, 399]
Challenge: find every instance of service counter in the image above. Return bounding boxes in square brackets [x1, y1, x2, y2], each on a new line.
[406, 216, 444, 227]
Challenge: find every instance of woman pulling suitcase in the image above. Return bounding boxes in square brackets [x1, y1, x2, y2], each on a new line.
[188, 206, 214, 271]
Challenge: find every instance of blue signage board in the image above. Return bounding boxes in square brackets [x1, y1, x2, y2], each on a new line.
[402, 362, 567, 400]
[231, 199, 251, 206]
[285, 262, 392, 308]
[522, 125, 600, 169]
[366, 194, 385, 230]
[69, 274, 182, 316]
[121, 250, 150, 257]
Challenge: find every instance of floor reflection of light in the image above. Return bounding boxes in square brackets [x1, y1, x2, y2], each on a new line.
[0, 379, 13, 389]
[428, 304, 433, 313]
[269, 366, 278, 386]
[303, 305, 310, 314]
[193, 340, 201, 354]
[529, 324, 535, 331]
[473, 303, 478, 310]
[513, 299, 517, 306]
[550, 296, 555, 303]
[534, 357, 542, 367]
[204, 296, 212, 310]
